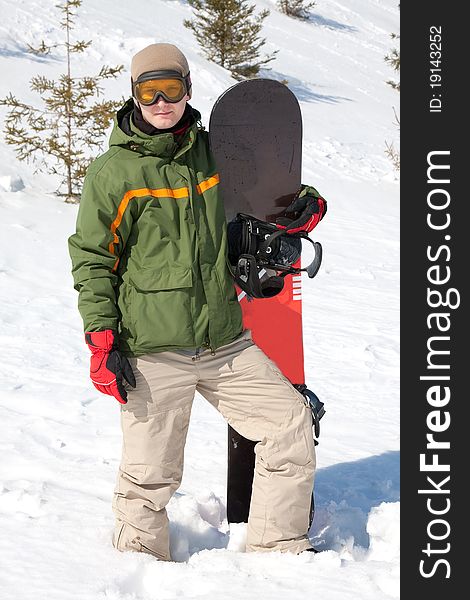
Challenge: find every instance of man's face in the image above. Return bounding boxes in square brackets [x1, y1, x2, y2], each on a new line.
[139, 94, 189, 129]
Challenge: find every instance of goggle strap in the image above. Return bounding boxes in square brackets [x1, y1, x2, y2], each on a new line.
[134, 70, 187, 84]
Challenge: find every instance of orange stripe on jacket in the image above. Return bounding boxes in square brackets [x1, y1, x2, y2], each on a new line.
[108, 186, 189, 256]
[196, 174, 220, 195]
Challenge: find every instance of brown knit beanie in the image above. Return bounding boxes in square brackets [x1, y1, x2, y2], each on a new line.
[131, 43, 192, 98]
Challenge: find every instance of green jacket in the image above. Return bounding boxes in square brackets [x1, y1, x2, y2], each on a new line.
[68, 99, 243, 356]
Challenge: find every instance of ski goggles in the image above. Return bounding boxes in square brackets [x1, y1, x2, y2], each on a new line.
[132, 70, 191, 105]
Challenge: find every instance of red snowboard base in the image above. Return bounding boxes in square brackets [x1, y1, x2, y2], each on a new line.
[239, 267, 305, 385]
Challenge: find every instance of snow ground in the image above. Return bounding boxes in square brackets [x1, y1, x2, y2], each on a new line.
[0, 1, 399, 598]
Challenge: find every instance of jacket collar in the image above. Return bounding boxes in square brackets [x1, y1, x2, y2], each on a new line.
[110, 98, 201, 158]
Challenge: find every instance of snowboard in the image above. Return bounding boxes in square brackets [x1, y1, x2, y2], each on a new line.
[209, 78, 323, 525]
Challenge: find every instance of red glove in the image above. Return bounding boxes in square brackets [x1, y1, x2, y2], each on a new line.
[85, 330, 136, 404]
[276, 187, 327, 234]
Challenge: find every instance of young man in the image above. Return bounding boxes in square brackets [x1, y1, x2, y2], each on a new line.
[68, 43, 327, 561]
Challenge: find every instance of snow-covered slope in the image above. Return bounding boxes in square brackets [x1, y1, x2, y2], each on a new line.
[0, 1, 400, 598]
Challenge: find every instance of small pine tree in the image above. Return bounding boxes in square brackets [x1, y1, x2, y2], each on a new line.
[0, 0, 124, 203]
[385, 33, 400, 91]
[385, 108, 400, 171]
[384, 10, 400, 172]
[277, 0, 316, 20]
[184, 0, 278, 80]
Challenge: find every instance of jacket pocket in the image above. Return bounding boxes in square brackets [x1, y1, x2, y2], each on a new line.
[126, 266, 195, 350]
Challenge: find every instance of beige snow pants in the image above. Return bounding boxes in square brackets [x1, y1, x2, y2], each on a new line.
[112, 331, 316, 560]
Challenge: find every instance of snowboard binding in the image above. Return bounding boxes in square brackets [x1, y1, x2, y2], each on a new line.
[227, 213, 323, 299]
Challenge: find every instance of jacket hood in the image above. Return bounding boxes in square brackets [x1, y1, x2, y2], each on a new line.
[109, 98, 202, 158]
